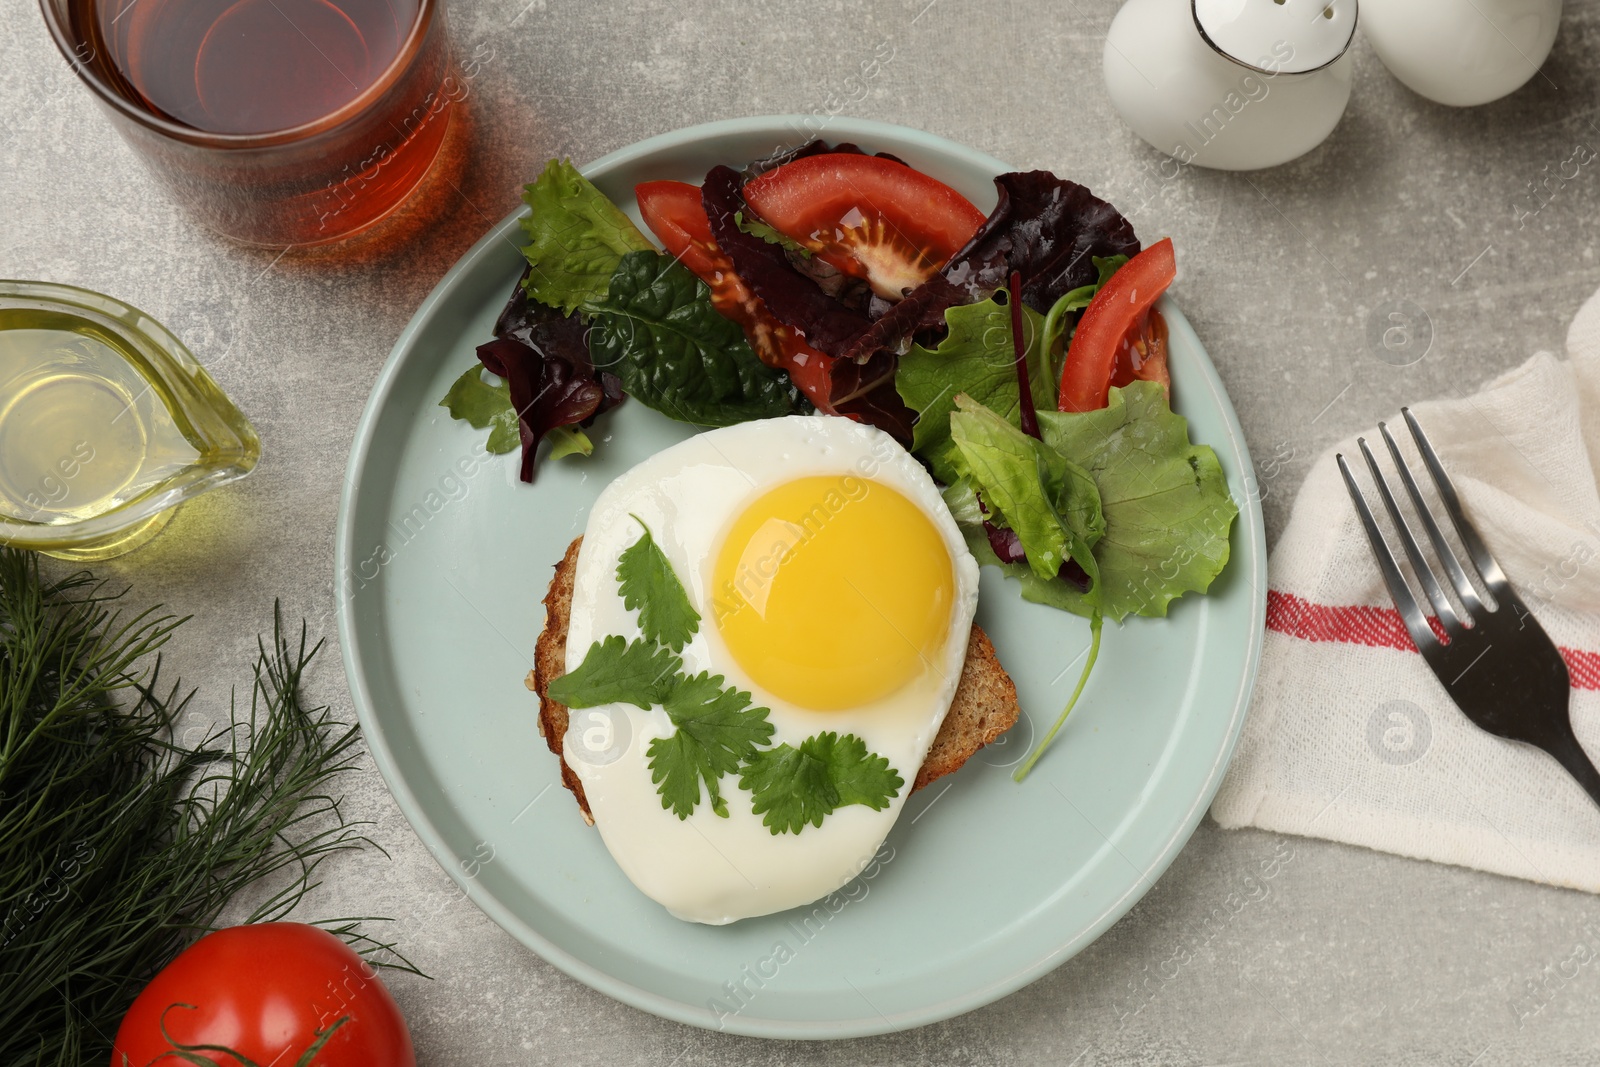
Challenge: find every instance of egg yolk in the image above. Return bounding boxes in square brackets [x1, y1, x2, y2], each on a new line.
[711, 475, 955, 711]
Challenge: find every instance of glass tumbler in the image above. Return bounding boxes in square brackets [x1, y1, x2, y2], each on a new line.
[38, 0, 463, 246]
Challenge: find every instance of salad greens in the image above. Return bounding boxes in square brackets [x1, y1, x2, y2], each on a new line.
[520, 158, 654, 314]
[941, 382, 1235, 777]
[588, 251, 802, 426]
[549, 528, 902, 831]
[896, 294, 1055, 484]
[442, 143, 1238, 781]
[447, 164, 805, 480]
[439, 363, 521, 455]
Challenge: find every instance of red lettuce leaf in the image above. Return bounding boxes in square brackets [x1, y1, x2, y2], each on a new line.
[827, 349, 916, 443]
[842, 172, 1139, 364]
[702, 164, 872, 359]
[479, 271, 617, 482]
[946, 171, 1141, 312]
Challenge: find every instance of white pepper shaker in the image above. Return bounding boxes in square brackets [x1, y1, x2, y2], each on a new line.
[1361, 0, 1562, 107]
[1103, 0, 1357, 171]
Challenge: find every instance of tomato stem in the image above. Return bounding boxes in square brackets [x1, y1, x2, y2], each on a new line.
[1008, 270, 1039, 439]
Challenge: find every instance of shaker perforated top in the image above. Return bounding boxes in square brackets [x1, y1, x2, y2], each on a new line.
[1192, 0, 1358, 74]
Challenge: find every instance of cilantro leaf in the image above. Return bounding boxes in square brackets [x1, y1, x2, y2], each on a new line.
[739, 732, 902, 835]
[1036, 381, 1237, 621]
[547, 636, 681, 710]
[896, 295, 1057, 483]
[586, 251, 804, 427]
[735, 210, 812, 258]
[616, 517, 700, 651]
[439, 363, 520, 455]
[520, 159, 655, 314]
[648, 672, 774, 819]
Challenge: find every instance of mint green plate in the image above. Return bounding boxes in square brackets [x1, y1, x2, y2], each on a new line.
[336, 117, 1266, 1039]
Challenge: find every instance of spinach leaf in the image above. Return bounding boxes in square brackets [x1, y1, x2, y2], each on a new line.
[586, 251, 803, 426]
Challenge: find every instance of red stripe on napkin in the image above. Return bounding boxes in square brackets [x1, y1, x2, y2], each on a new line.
[1266, 589, 1600, 691]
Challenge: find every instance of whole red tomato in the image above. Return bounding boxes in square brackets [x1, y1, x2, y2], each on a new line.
[110, 922, 415, 1067]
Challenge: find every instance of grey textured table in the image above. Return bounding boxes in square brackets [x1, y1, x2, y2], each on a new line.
[7, 1, 1600, 1062]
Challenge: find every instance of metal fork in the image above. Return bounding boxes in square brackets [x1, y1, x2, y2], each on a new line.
[1338, 408, 1600, 810]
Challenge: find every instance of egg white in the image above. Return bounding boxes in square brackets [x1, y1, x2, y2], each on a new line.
[561, 415, 980, 924]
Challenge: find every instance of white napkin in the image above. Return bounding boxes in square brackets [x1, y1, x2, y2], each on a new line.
[1211, 285, 1600, 892]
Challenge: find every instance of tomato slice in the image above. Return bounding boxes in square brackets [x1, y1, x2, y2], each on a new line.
[1058, 237, 1176, 413]
[636, 180, 837, 411]
[741, 153, 986, 301]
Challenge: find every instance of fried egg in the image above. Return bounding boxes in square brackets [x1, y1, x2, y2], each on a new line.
[562, 415, 979, 924]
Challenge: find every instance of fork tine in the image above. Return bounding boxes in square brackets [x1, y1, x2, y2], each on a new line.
[1378, 421, 1485, 618]
[1402, 408, 1510, 596]
[1337, 453, 1441, 652]
[1357, 437, 1463, 633]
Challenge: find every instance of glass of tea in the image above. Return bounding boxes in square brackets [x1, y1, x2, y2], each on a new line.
[39, 0, 462, 246]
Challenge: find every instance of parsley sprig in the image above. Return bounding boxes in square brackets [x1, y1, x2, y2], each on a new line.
[551, 525, 904, 832]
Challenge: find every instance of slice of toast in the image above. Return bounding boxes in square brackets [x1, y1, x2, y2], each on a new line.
[528, 535, 1019, 823]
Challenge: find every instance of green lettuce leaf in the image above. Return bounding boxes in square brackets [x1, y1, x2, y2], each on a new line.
[1036, 381, 1237, 621]
[439, 364, 520, 455]
[736, 211, 811, 257]
[948, 395, 1103, 581]
[896, 295, 1057, 483]
[520, 159, 655, 314]
[587, 251, 803, 426]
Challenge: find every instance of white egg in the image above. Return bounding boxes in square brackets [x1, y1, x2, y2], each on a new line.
[561, 415, 980, 924]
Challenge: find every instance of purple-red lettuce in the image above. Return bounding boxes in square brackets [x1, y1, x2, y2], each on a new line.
[477, 271, 622, 482]
[842, 172, 1140, 363]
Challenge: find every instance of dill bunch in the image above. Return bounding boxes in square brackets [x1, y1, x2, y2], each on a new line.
[0, 548, 416, 1067]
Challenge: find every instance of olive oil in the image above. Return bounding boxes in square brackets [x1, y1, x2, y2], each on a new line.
[0, 309, 203, 524]
[0, 282, 259, 560]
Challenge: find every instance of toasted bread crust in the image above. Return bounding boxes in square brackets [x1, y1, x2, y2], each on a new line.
[530, 535, 593, 824]
[530, 535, 1019, 821]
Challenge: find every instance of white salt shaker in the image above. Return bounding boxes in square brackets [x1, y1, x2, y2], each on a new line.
[1361, 0, 1562, 107]
[1103, 0, 1357, 171]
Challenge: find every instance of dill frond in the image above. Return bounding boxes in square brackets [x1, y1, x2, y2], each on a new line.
[0, 549, 417, 1067]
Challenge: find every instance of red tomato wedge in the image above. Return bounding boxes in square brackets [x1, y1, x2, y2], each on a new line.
[1059, 237, 1176, 413]
[741, 153, 987, 301]
[636, 180, 838, 411]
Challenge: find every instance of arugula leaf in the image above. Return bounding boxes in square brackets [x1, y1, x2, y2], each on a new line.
[649, 672, 774, 819]
[616, 516, 700, 651]
[739, 732, 902, 835]
[547, 636, 681, 710]
[587, 250, 803, 426]
[439, 364, 519, 455]
[897, 295, 1057, 482]
[735, 210, 812, 258]
[521, 159, 655, 314]
[1035, 381, 1237, 621]
[949, 396, 1104, 581]
[545, 426, 593, 460]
